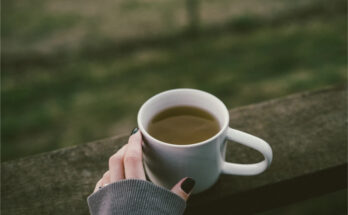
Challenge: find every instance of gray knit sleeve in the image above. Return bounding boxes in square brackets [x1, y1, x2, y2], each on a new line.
[87, 179, 186, 215]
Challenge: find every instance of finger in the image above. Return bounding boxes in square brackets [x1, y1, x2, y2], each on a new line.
[109, 145, 127, 182]
[102, 171, 111, 186]
[124, 130, 146, 179]
[94, 178, 103, 193]
[171, 177, 195, 201]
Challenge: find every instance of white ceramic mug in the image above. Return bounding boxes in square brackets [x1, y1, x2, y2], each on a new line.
[137, 89, 273, 193]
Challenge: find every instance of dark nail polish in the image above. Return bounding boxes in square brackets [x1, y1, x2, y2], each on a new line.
[181, 177, 195, 194]
[130, 127, 138, 135]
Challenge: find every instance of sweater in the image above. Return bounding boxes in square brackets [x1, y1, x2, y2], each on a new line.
[87, 179, 186, 215]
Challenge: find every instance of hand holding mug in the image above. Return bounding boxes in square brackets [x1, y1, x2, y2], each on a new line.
[93, 129, 196, 200]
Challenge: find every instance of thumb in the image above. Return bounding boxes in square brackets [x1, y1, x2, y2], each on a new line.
[171, 177, 195, 201]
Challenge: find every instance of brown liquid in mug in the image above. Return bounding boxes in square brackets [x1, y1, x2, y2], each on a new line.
[147, 106, 220, 145]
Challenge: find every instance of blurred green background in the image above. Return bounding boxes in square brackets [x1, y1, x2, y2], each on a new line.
[2, 0, 346, 162]
[1, 0, 347, 213]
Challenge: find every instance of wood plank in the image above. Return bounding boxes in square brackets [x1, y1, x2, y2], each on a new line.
[1, 86, 346, 215]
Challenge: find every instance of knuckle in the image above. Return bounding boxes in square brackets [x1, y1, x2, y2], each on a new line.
[103, 171, 109, 178]
[124, 154, 141, 165]
[96, 179, 102, 186]
[109, 154, 122, 166]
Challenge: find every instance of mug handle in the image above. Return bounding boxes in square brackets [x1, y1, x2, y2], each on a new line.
[221, 128, 273, 175]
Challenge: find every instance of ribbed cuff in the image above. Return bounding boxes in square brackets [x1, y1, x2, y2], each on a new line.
[87, 179, 186, 215]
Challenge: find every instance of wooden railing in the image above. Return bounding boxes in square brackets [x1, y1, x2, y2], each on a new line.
[2, 86, 346, 214]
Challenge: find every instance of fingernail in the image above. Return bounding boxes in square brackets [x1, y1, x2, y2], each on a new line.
[130, 127, 138, 135]
[181, 177, 195, 194]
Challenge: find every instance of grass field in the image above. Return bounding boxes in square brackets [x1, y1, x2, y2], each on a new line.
[2, 0, 347, 161]
[2, 0, 324, 56]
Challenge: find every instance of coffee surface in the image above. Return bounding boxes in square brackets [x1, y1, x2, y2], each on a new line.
[147, 106, 220, 145]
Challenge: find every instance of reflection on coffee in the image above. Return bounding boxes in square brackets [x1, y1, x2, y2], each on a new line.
[147, 106, 220, 145]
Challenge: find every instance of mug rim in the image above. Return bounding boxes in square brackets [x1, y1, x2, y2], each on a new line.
[137, 88, 230, 148]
